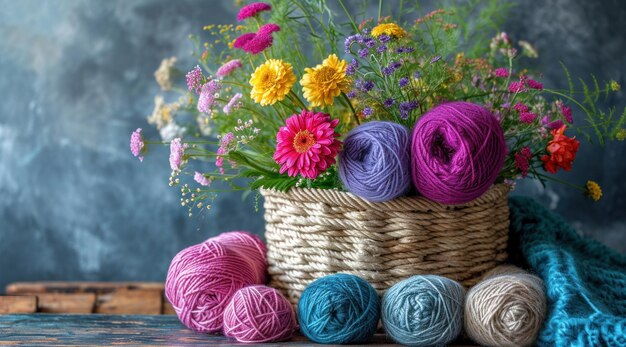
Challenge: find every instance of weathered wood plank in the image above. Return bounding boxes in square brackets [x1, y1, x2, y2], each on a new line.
[0, 296, 37, 314]
[6, 282, 163, 294]
[36, 293, 96, 313]
[96, 289, 162, 315]
[0, 314, 478, 346]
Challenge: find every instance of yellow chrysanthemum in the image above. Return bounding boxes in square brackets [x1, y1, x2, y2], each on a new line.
[585, 180, 602, 202]
[249, 59, 296, 106]
[300, 54, 350, 107]
[371, 23, 407, 38]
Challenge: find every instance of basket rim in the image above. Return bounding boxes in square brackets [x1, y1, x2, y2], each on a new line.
[261, 183, 510, 211]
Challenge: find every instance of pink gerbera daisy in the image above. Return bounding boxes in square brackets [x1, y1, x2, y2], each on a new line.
[237, 2, 271, 21]
[273, 110, 342, 179]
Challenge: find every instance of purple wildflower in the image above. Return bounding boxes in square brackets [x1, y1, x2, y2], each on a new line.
[129, 128, 145, 162]
[376, 44, 387, 53]
[397, 46, 414, 54]
[169, 138, 188, 171]
[216, 59, 242, 78]
[197, 80, 222, 113]
[362, 80, 374, 92]
[215, 133, 236, 174]
[399, 100, 419, 119]
[223, 93, 243, 114]
[194, 172, 212, 187]
[358, 48, 369, 58]
[346, 65, 355, 76]
[186, 66, 204, 94]
[346, 59, 359, 76]
[383, 98, 395, 108]
[413, 71, 421, 79]
[382, 66, 393, 76]
[431, 55, 442, 63]
[362, 107, 373, 118]
[399, 77, 409, 88]
[344, 35, 358, 53]
[378, 34, 391, 43]
[356, 79, 374, 92]
[364, 38, 376, 48]
[347, 90, 357, 98]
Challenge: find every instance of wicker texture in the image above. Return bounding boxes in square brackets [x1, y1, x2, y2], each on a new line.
[261, 184, 510, 306]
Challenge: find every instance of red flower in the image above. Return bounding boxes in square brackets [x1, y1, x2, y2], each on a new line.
[515, 147, 532, 177]
[541, 125, 579, 174]
[274, 110, 342, 179]
[237, 2, 271, 21]
[527, 79, 544, 90]
[508, 81, 526, 93]
[233, 23, 280, 55]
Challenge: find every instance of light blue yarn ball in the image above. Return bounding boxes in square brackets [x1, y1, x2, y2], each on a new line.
[298, 273, 381, 344]
[382, 275, 466, 347]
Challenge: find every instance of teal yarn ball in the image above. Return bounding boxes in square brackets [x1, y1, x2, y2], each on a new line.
[298, 273, 381, 344]
[382, 275, 466, 347]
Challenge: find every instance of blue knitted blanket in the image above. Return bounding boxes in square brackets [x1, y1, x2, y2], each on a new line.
[508, 197, 626, 346]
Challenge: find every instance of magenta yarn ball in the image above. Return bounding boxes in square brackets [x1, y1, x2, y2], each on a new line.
[410, 102, 506, 204]
[223, 285, 297, 343]
[165, 231, 267, 333]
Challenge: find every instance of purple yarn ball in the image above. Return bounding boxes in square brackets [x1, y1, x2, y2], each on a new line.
[339, 121, 411, 202]
[410, 101, 506, 205]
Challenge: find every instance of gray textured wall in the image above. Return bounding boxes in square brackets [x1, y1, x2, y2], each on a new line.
[0, 0, 624, 292]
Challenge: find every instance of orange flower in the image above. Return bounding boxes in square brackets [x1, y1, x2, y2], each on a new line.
[541, 125, 579, 174]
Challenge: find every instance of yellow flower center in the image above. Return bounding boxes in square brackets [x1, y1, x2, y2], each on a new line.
[293, 130, 316, 153]
[314, 66, 335, 83]
[258, 69, 277, 89]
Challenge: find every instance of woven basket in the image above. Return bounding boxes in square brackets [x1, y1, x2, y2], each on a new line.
[261, 184, 510, 307]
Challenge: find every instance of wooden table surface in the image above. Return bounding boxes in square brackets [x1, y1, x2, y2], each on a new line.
[0, 314, 477, 346]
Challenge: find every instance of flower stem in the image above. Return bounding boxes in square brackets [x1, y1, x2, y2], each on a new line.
[341, 92, 360, 125]
[536, 173, 584, 191]
[289, 90, 307, 110]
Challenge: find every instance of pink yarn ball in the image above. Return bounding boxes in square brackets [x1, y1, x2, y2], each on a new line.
[165, 231, 267, 333]
[411, 102, 506, 205]
[223, 285, 297, 343]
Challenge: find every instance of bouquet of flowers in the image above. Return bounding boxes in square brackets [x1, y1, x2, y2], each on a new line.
[131, 0, 624, 215]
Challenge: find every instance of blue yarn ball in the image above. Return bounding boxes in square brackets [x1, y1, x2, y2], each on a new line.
[339, 121, 411, 202]
[382, 275, 466, 347]
[298, 273, 381, 344]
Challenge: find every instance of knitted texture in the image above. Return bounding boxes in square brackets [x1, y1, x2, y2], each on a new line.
[508, 197, 626, 347]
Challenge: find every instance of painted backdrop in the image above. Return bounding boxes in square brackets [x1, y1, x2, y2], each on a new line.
[0, 0, 624, 291]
